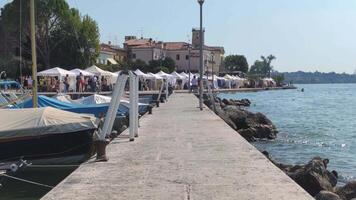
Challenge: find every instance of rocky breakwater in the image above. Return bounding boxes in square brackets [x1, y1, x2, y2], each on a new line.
[204, 95, 278, 142]
[263, 151, 356, 200]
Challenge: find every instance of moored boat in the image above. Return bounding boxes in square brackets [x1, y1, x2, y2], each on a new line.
[0, 107, 99, 165]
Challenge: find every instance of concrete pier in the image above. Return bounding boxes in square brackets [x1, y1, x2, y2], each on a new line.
[42, 93, 313, 200]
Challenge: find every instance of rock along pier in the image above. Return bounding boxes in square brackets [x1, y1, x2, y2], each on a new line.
[42, 93, 313, 200]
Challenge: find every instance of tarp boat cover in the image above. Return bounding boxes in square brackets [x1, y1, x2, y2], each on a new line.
[11, 95, 127, 117]
[53, 94, 149, 114]
[0, 107, 98, 140]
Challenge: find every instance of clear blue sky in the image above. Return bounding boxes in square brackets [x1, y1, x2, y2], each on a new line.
[2, 0, 356, 73]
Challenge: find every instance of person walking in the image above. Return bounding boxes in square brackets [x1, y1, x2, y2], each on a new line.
[64, 74, 70, 93]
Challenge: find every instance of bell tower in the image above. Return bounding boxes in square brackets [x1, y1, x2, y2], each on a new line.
[192, 28, 205, 49]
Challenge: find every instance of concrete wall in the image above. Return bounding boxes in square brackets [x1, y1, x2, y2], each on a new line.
[131, 48, 164, 64]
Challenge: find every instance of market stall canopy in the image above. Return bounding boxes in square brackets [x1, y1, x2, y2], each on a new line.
[170, 71, 185, 79]
[37, 67, 76, 77]
[0, 107, 97, 139]
[147, 73, 163, 80]
[207, 75, 221, 81]
[179, 72, 189, 78]
[85, 65, 113, 77]
[134, 69, 150, 78]
[70, 68, 95, 77]
[155, 71, 173, 79]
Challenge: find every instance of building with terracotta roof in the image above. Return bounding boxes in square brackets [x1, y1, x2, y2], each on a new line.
[97, 42, 127, 65]
[105, 29, 225, 73]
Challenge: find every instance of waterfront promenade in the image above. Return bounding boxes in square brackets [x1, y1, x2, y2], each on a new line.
[42, 93, 312, 200]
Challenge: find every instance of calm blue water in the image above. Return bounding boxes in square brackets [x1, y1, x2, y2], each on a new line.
[219, 84, 356, 183]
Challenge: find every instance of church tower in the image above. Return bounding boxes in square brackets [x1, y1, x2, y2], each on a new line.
[192, 28, 205, 49]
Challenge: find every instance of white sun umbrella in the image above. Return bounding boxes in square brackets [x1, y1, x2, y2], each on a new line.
[70, 68, 95, 77]
[37, 67, 76, 92]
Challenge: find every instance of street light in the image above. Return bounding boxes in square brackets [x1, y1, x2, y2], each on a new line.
[188, 43, 192, 92]
[197, 0, 204, 111]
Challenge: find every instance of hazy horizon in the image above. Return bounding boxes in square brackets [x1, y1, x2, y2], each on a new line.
[1, 0, 356, 74]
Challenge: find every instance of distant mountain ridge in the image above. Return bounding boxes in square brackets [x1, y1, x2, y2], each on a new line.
[282, 71, 356, 84]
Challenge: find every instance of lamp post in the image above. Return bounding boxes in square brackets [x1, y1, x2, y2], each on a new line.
[188, 43, 191, 92]
[211, 52, 214, 92]
[197, 0, 204, 111]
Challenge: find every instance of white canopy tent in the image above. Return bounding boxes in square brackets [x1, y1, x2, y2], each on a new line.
[156, 71, 176, 86]
[155, 71, 173, 79]
[147, 72, 163, 80]
[85, 65, 113, 77]
[262, 77, 276, 87]
[134, 69, 150, 78]
[170, 71, 185, 80]
[37, 67, 76, 92]
[208, 75, 224, 89]
[70, 68, 95, 77]
[179, 72, 188, 78]
[38, 67, 76, 77]
[171, 71, 188, 89]
[85, 65, 115, 86]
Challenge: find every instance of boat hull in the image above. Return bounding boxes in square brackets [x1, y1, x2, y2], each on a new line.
[0, 129, 95, 165]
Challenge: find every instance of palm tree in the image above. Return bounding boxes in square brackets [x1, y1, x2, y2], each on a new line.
[260, 55, 276, 77]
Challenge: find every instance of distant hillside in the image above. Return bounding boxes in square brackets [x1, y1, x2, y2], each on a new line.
[282, 71, 356, 84]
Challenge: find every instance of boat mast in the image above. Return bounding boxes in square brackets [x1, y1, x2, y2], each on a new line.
[30, 0, 38, 107]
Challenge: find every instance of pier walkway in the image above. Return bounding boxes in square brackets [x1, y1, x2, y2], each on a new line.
[42, 93, 313, 200]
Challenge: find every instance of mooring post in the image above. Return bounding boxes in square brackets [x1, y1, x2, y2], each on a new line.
[156, 80, 165, 105]
[165, 78, 169, 102]
[207, 80, 216, 113]
[129, 71, 135, 142]
[96, 74, 127, 161]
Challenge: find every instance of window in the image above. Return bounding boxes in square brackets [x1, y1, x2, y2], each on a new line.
[186, 55, 189, 60]
[132, 54, 136, 59]
[176, 54, 180, 60]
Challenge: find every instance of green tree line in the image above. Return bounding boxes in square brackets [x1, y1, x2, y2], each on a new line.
[0, 0, 100, 78]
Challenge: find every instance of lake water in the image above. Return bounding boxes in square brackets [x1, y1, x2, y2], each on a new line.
[0, 168, 75, 199]
[219, 84, 356, 184]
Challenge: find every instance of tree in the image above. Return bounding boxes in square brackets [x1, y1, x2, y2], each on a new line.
[147, 58, 176, 73]
[0, 0, 100, 75]
[261, 55, 276, 77]
[161, 57, 176, 73]
[250, 54, 276, 77]
[272, 74, 285, 86]
[223, 55, 249, 73]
